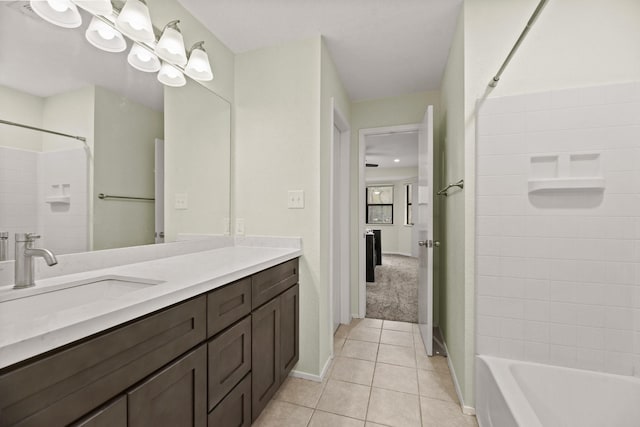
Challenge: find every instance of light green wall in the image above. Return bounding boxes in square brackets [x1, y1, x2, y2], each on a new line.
[349, 91, 440, 316]
[439, 6, 469, 408]
[0, 86, 44, 151]
[93, 86, 163, 250]
[235, 37, 323, 376]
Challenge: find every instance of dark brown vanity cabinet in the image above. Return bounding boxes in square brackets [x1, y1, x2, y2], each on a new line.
[251, 283, 299, 422]
[0, 257, 299, 427]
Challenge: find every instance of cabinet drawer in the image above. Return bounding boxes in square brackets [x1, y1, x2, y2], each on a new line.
[71, 397, 126, 427]
[251, 258, 298, 309]
[207, 278, 251, 337]
[0, 296, 206, 427]
[128, 345, 207, 427]
[208, 316, 251, 411]
[207, 373, 251, 427]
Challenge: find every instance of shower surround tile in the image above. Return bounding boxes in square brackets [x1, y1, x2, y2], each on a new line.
[475, 82, 640, 378]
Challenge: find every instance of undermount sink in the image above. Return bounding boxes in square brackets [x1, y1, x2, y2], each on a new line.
[0, 275, 164, 318]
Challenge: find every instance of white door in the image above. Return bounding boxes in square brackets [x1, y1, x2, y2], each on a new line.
[332, 124, 342, 332]
[154, 139, 165, 244]
[417, 106, 434, 356]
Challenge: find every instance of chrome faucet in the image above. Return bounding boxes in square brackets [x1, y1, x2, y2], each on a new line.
[0, 232, 8, 261]
[14, 233, 58, 289]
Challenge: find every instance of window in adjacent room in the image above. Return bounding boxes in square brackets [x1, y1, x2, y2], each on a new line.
[405, 183, 413, 226]
[366, 185, 393, 224]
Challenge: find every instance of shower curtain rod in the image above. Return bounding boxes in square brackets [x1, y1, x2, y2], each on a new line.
[0, 119, 87, 142]
[489, 0, 550, 88]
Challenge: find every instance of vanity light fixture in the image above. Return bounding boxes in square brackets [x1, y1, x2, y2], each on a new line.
[85, 16, 126, 53]
[74, 0, 113, 16]
[127, 43, 161, 72]
[157, 62, 186, 87]
[185, 41, 214, 81]
[115, 0, 155, 44]
[155, 20, 187, 66]
[30, 0, 82, 28]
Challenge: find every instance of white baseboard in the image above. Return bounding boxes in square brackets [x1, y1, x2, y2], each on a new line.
[290, 355, 333, 383]
[442, 338, 476, 415]
[381, 251, 413, 257]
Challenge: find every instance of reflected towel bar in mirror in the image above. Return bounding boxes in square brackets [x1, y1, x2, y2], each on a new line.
[437, 179, 464, 197]
[98, 193, 155, 202]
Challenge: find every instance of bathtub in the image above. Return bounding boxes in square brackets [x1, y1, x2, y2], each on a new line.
[476, 355, 640, 427]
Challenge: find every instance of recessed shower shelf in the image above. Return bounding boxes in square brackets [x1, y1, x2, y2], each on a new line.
[45, 195, 71, 204]
[528, 177, 605, 193]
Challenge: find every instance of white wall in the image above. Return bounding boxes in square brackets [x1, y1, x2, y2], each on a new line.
[476, 82, 640, 377]
[439, 0, 640, 407]
[93, 86, 163, 250]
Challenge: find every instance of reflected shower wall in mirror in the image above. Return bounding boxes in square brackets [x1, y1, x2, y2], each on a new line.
[0, 1, 231, 260]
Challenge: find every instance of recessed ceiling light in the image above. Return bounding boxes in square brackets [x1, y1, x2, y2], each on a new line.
[394, 158, 400, 163]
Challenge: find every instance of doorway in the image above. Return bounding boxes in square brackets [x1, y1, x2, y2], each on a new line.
[329, 100, 351, 335]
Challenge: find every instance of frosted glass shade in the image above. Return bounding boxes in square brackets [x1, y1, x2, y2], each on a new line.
[155, 24, 187, 66]
[185, 47, 213, 81]
[157, 62, 186, 87]
[85, 17, 126, 53]
[115, 0, 155, 44]
[30, 0, 82, 28]
[127, 44, 161, 72]
[73, 0, 112, 15]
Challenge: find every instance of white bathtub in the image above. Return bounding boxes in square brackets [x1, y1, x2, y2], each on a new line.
[476, 355, 640, 427]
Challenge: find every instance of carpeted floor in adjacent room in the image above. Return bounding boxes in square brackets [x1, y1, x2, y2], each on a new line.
[366, 254, 418, 323]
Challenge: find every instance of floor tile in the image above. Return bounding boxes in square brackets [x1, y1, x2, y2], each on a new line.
[349, 327, 382, 343]
[365, 423, 389, 427]
[274, 376, 325, 408]
[335, 325, 350, 339]
[416, 355, 450, 373]
[420, 397, 478, 427]
[417, 369, 457, 402]
[342, 340, 379, 362]
[335, 337, 346, 355]
[380, 329, 414, 347]
[415, 341, 427, 356]
[317, 379, 371, 420]
[252, 400, 314, 427]
[383, 320, 414, 332]
[309, 410, 366, 427]
[331, 356, 376, 386]
[358, 318, 384, 329]
[377, 344, 416, 368]
[366, 387, 421, 427]
[372, 362, 418, 394]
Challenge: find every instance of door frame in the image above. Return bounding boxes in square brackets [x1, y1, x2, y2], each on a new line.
[357, 123, 421, 317]
[329, 98, 351, 340]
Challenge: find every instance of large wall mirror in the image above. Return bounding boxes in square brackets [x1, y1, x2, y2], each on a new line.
[0, 1, 231, 260]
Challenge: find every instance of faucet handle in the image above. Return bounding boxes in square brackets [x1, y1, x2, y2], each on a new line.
[15, 233, 40, 242]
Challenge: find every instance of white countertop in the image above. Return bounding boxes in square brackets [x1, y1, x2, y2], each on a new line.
[0, 244, 301, 370]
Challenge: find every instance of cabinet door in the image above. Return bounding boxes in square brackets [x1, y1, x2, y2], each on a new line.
[279, 283, 299, 382]
[71, 397, 126, 427]
[128, 345, 206, 427]
[208, 316, 251, 411]
[251, 297, 280, 422]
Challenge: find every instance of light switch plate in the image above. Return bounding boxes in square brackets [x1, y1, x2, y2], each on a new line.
[288, 190, 304, 209]
[235, 218, 245, 235]
[175, 193, 188, 210]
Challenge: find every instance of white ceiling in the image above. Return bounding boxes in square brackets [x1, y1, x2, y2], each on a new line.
[0, 1, 163, 111]
[178, 0, 463, 101]
[365, 131, 418, 169]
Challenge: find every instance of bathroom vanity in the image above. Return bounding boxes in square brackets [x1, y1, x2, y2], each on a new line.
[0, 243, 300, 427]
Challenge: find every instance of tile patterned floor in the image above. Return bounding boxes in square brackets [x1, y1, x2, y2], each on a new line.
[252, 319, 478, 427]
